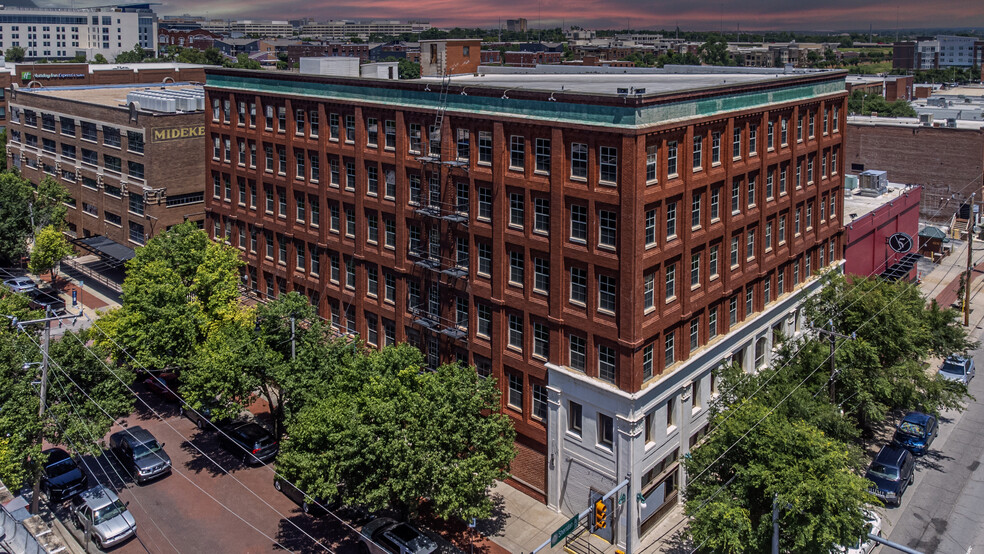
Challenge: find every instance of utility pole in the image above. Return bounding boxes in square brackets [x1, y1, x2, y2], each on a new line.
[290, 315, 296, 360]
[814, 319, 855, 402]
[771, 493, 780, 554]
[9, 308, 82, 514]
[965, 192, 976, 326]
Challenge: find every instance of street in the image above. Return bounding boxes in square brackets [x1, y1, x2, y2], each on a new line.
[55, 389, 367, 554]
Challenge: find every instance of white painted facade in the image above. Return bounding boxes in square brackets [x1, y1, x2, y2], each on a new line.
[545, 266, 836, 549]
[0, 6, 157, 61]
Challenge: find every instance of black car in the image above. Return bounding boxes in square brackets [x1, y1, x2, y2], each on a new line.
[274, 476, 334, 515]
[41, 448, 87, 502]
[108, 426, 172, 484]
[219, 422, 278, 465]
[27, 286, 66, 313]
[865, 445, 915, 506]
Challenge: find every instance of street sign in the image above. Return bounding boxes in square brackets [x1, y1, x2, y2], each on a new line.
[550, 514, 579, 547]
[618, 493, 626, 506]
[888, 232, 913, 254]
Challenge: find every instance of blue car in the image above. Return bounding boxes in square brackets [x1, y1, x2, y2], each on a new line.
[892, 411, 937, 455]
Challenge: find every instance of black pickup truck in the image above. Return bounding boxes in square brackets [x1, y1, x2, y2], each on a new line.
[27, 286, 66, 314]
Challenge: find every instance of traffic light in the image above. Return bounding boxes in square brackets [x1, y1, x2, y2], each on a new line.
[594, 499, 608, 529]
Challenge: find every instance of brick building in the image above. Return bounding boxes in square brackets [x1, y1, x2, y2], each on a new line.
[6, 84, 208, 257]
[287, 43, 371, 66]
[845, 118, 984, 222]
[158, 27, 221, 51]
[503, 51, 563, 67]
[203, 66, 847, 548]
[843, 184, 921, 280]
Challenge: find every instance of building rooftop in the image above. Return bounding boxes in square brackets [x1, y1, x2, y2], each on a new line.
[422, 66, 841, 96]
[844, 182, 916, 223]
[848, 114, 984, 130]
[18, 83, 204, 112]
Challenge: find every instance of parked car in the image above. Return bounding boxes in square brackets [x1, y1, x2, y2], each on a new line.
[865, 445, 915, 506]
[40, 448, 87, 502]
[892, 411, 938, 455]
[358, 517, 438, 554]
[218, 422, 278, 465]
[835, 510, 882, 554]
[3, 276, 38, 293]
[181, 402, 229, 431]
[274, 476, 333, 515]
[108, 426, 171, 484]
[939, 354, 975, 384]
[70, 485, 136, 550]
[27, 286, 65, 313]
[142, 373, 180, 403]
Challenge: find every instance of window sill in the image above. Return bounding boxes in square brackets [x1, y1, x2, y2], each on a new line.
[644, 306, 655, 315]
[665, 295, 677, 304]
[691, 284, 700, 291]
[711, 162, 721, 168]
[668, 173, 679, 180]
[598, 180, 617, 187]
[534, 170, 549, 176]
[570, 175, 588, 183]
[598, 244, 616, 252]
[569, 300, 586, 308]
[666, 424, 677, 435]
[710, 273, 719, 281]
[597, 308, 615, 316]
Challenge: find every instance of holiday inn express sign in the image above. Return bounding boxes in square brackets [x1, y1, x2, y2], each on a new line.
[152, 125, 206, 142]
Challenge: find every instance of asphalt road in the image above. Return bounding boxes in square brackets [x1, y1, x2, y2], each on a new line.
[883, 348, 984, 554]
[53, 389, 369, 554]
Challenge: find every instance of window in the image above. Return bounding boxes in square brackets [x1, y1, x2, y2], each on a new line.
[647, 144, 658, 182]
[311, 110, 320, 136]
[690, 318, 700, 351]
[691, 253, 701, 287]
[731, 180, 741, 214]
[534, 198, 550, 234]
[408, 123, 421, 153]
[532, 384, 548, 420]
[746, 228, 756, 260]
[453, 128, 470, 160]
[710, 188, 720, 221]
[534, 258, 549, 294]
[509, 193, 524, 228]
[780, 117, 788, 145]
[731, 235, 740, 267]
[643, 344, 654, 380]
[599, 146, 617, 183]
[570, 267, 587, 305]
[599, 210, 617, 248]
[730, 295, 738, 326]
[692, 135, 702, 170]
[667, 141, 678, 176]
[767, 120, 774, 149]
[665, 331, 675, 368]
[709, 307, 718, 339]
[367, 213, 378, 244]
[709, 245, 719, 278]
[477, 303, 492, 338]
[367, 164, 378, 196]
[344, 114, 355, 142]
[277, 106, 286, 132]
[691, 193, 701, 228]
[666, 201, 677, 239]
[733, 126, 742, 158]
[568, 401, 583, 435]
[570, 205, 587, 243]
[711, 131, 721, 164]
[766, 171, 774, 199]
[645, 209, 657, 247]
[509, 251, 524, 287]
[749, 124, 757, 153]
[478, 131, 492, 163]
[384, 219, 396, 248]
[665, 263, 676, 301]
[746, 285, 754, 316]
[509, 135, 525, 169]
[533, 322, 549, 360]
[508, 314, 523, 351]
[477, 242, 492, 276]
[644, 273, 656, 312]
[508, 373, 523, 411]
[366, 117, 378, 146]
[598, 345, 616, 383]
[571, 143, 588, 179]
[747, 177, 756, 208]
[598, 413, 614, 448]
[384, 272, 396, 303]
[383, 119, 395, 149]
[766, 221, 773, 250]
[477, 187, 492, 221]
[598, 275, 616, 313]
[535, 138, 551, 173]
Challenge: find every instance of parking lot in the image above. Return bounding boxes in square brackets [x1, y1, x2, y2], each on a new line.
[52, 389, 368, 554]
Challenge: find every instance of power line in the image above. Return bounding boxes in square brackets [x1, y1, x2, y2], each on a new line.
[19, 330, 316, 554]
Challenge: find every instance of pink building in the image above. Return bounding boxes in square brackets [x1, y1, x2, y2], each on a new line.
[843, 184, 922, 281]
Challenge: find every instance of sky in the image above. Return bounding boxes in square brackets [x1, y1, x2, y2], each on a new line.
[77, 0, 984, 31]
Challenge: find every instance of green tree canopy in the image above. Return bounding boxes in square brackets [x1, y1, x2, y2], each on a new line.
[5, 46, 25, 62]
[277, 344, 516, 521]
[114, 44, 148, 63]
[0, 172, 35, 265]
[28, 225, 72, 280]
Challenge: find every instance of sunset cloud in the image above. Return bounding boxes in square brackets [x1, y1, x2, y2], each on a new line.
[69, 0, 984, 31]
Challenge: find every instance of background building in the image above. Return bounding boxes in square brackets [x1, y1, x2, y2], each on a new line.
[203, 64, 847, 549]
[506, 18, 528, 33]
[6, 83, 208, 255]
[0, 1, 158, 61]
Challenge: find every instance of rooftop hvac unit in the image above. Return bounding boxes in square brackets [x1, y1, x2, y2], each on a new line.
[946, 118, 957, 128]
[857, 169, 888, 197]
[919, 113, 933, 126]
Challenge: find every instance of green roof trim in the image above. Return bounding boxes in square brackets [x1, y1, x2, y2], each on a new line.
[918, 226, 947, 239]
[206, 73, 845, 129]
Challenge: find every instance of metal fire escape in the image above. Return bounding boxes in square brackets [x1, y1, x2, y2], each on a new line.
[409, 70, 470, 367]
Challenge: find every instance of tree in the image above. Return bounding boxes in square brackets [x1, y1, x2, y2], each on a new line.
[225, 53, 261, 70]
[0, 172, 34, 265]
[277, 344, 516, 521]
[92, 54, 108, 64]
[699, 35, 735, 66]
[114, 44, 147, 63]
[5, 46, 25, 62]
[0, 129, 7, 172]
[34, 177, 70, 231]
[397, 58, 420, 79]
[28, 225, 72, 281]
[685, 402, 876, 553]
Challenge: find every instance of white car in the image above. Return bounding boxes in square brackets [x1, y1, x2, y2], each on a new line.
[3, 276, 38, 293]
[836, 510, 882, 554]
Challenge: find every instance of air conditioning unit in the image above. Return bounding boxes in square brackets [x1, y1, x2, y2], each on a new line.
[919, 113, 933, 126]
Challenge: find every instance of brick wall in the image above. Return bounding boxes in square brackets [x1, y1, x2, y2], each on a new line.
[844, 123, 984, 222]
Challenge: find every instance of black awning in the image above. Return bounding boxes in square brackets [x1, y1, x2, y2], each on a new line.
[73, 235, 136, 267]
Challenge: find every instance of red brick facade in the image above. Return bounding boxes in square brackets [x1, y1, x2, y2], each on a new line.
[204, 69, 846, 497]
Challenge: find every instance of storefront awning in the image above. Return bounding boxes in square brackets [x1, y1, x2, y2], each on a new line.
[72, 235, 135, 267]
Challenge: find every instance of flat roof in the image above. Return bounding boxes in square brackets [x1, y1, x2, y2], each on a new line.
[19, 83, 202, 110]
[847, 115, 984, 130]
[421, 68, 838, 96]
[844, 182, 915, 222]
